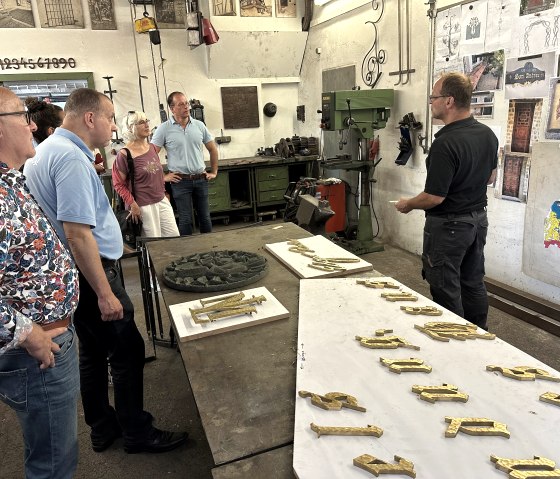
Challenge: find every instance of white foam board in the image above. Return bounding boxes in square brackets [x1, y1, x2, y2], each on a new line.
[264, 235, 373, 279]
[293, 277, 560, 479]
[169, 286, 289, 342]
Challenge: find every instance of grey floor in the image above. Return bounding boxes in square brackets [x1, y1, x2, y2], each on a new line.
[1, 222, 559, 478]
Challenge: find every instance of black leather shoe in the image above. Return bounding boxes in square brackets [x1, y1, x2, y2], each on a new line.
[124, 428, 189, 454]
[91, 427, 122, 453]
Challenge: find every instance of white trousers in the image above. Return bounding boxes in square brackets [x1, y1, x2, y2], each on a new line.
[140, 197, 179, 238]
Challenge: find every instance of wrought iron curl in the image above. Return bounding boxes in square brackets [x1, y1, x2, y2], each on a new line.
[361, 0, 386, 89]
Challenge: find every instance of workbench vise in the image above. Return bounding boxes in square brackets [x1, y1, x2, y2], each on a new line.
[295, 194, 335, 236]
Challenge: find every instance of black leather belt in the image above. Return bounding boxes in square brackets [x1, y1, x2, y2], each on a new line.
[175, 173, 207, 180]
[100, 257, 118, 268]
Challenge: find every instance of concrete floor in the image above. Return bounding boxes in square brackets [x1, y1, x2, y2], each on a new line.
[1, 223, 559, 478]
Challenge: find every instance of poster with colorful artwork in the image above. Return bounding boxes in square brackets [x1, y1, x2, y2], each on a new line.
[544, 200, 560, 248]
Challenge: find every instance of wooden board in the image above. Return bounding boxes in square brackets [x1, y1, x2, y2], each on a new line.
[169, 286, 289, 342]
[264, 235, 373, 279]
[293, 277, 560, 479]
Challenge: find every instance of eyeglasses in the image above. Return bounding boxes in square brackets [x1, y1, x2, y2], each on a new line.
[135, 119, 150, 126]
[172, 102, 189, 108]
[0, 110, 32, 125]
[429, 95, 450, 102]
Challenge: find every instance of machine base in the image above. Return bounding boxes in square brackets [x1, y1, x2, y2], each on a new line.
[330, 236, 384, 255]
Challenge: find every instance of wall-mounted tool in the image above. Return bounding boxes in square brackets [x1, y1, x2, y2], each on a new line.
[263, 102, 277, 118]
[389, 0, 415, 85]
[395, 113, 422, 166]
[190, 98, 205, 123]
[103, 75, 122, 144]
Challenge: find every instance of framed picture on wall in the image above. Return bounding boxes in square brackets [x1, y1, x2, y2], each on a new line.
[88, 0, 117, 30]
[0, 0, 35, 28]
[276, 0, 296, 17]
[213, 0, 236, 16]
[545, 77, 560, 140]
[240, 0, 272, 17]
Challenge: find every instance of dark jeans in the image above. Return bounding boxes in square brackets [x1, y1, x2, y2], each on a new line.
[422, 210, 489, 328]
[170, 177, 211, 235]
[73, 265, 152, 441]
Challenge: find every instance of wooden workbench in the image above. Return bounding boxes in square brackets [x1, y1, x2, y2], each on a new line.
[146, 223, 325, 470]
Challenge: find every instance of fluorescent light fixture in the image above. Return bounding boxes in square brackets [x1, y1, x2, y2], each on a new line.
[314, 0, 333, 5]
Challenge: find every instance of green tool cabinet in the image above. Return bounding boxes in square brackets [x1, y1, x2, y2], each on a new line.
[205, 156, 316, 222]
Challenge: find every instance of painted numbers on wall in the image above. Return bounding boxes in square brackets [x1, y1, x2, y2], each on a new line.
[0, 57, 76, 70]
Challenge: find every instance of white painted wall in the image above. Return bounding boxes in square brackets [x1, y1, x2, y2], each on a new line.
[296, 0, 560, 303]
[1, 0, 557, 302]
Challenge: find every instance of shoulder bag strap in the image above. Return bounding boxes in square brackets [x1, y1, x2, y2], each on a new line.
[123, 148, 135, 196]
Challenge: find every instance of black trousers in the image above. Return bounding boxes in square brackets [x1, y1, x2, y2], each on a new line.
[422, 210, 489, 328]
[73, 264, 152, 440]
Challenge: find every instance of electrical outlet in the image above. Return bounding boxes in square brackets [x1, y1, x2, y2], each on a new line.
[216, 136, 231, 144]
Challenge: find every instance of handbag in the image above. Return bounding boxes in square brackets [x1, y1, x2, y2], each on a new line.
[116, 148, 142, 248]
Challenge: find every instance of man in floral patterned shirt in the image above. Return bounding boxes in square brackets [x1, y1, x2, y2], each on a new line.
[0, 87, 80, 478]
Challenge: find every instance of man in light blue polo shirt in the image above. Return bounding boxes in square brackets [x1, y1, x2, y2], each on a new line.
[24, 88, 188, 455]
[151, 91, 219, 235]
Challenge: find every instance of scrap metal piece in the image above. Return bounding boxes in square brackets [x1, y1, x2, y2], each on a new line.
[400, 305, 443, 316]
[444, 417, 510, 438]
[380, 357, 432, 374]
[357, 279, 400, 289]
[356, 334, 420, 350]
[486, 365, 560, 382]
[414, 322, 496, 342]
[411, 384, 468, 403]
[375, 329, 394, 336]
[298, 391, 366, 412]
[353, 454, 416, 478]
[310, 422, 383, 438]
[490, 455, 560, 478]
[381, 292, 418, 302]
[539, 392, 560, 407]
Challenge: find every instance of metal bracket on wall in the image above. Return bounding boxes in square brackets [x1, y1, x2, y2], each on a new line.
[388, 0, 415, 85]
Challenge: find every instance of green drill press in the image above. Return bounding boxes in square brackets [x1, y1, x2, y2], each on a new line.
[319, 88, 394, 255]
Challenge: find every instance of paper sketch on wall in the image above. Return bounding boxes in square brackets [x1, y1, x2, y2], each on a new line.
[276, 0, 296, 17]
[505, 52, 556, 99]
[520, 0, 555, 16]
[544, 200, 560, 248]
[507, 99, 542, 153]
[213, 0, 236, 16]
[471, 91, 495, 118]
[484, 0, 515, 54]
[37, 0, 84, 28]
[512, 7, 560, 57]
[0, 0, 34, 28]
[435, 6, 461, 61]
[463, 49, 504, 92]
[240, 0, 272, 17]
[154, 0, 185, 28]
[545, 77, 560, 140]
[460, 1, 487, 56]
[88, 0, 116, 30]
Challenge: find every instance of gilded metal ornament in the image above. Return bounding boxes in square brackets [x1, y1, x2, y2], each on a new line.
[310, 422, 383, 438]
[539, 392, 560, 407]
[490, 455, 560, 478]
[353, 454, 416, 478]
[381, 292, 418, 302]
[486, 365, 560, 382]
[298, 391, 366, 412]
[380, 357, 432, 374]
[400, 305, 443, 316]
[287, 238, 358, 272]
[375, 328, 394, 336]
[444, 417, 510, 438]
[357, 279, 400, 289]
[189, 293, 267, 324]
[411, 384, 468, 403]
[414, 322, 496, 341]
[356, 334, 420, 350]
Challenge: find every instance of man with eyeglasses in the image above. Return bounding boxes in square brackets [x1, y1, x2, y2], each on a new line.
[151, 91, 219, 235]
[0, 87, 80, 478]
[24, 88, 188, 456]
[395, 72, 498, 330]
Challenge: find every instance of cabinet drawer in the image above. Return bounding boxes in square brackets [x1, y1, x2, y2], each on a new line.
[208, 173, 228, 187]
[258, 178, 288, 192]
[208, 196, 230, 212]
[208, 186, 229, 200]
[256, 166, 288, 182]
[258, 189, 285, 203]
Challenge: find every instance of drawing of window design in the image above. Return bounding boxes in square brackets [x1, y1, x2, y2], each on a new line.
[544, 200, 560, 248]
[43, 0, 76, 27]
[155, 0, 176, 23]
[502, 154, 525, 198]
[213, 0, 236, 16]
[466, 16, 481, 39]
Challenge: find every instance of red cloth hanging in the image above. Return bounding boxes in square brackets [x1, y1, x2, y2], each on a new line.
[202, 18, 219, 45]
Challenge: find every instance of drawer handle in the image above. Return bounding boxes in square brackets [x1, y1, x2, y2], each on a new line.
[268, 174, 277, 178]
[209, 192, 217, 197]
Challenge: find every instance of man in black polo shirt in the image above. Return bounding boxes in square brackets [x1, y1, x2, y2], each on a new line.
[395, 72, 498, 329]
